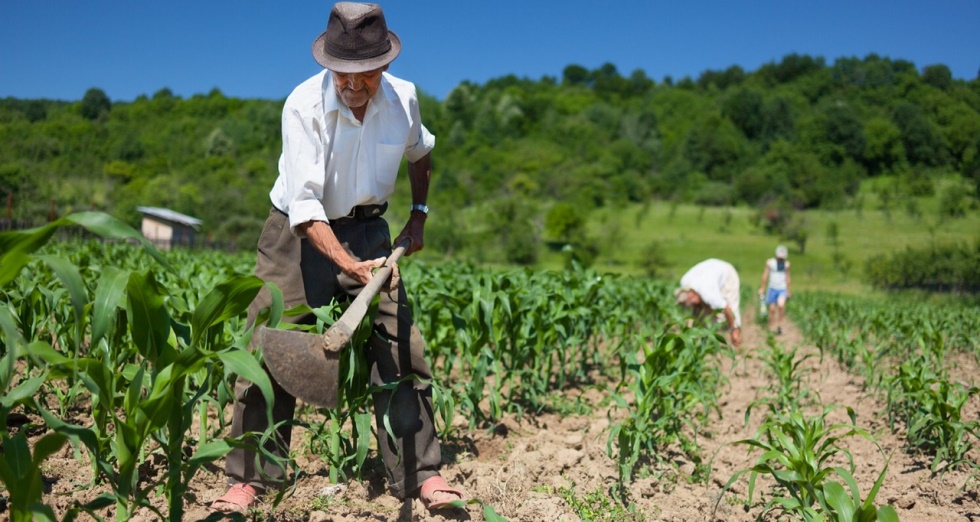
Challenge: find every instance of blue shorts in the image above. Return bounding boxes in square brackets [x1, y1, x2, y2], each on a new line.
[766, 288, 788, 306]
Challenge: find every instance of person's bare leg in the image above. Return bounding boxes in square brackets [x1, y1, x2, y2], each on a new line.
[776, 297, 787, 333]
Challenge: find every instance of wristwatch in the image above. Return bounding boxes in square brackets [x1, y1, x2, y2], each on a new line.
[410, 203, 429, 215]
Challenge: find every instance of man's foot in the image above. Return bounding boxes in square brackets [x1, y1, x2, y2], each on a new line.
[209, 483, 259, 514]
[776, 327, 783, 335]
[419, 475, 464, 511]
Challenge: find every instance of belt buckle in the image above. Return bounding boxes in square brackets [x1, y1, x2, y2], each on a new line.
[344, 206, 358, 219]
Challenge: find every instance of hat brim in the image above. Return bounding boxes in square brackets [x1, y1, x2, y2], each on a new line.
[311, 30, 401, 73]
[674, 287, 692, 305]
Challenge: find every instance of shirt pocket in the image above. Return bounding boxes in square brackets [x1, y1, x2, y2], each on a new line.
[374, 143, 405, 196]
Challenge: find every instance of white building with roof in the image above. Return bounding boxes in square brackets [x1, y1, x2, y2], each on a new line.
[136, 206, 202, 250]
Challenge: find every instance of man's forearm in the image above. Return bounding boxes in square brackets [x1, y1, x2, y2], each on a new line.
[724, 306, 737, 329]
[408, 153, 431, 206]
[301, 221, 356, 272]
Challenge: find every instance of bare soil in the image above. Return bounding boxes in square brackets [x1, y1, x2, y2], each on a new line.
[14, 305, 980, 521]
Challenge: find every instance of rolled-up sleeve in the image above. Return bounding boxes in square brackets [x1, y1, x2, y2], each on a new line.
[280, 102, 329, 234]
[403, 91, 435, 163]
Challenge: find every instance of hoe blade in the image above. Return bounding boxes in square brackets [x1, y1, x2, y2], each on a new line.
[258, 326, 340, 408]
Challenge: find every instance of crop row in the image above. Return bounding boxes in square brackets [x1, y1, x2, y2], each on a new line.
[0, 213, 729, 520]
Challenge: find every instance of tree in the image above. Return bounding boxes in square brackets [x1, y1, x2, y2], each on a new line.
[592, 62, 628, 97]
[490, 197, 540, 265]
[562, 64, 590, 87]
[722, 88, 764, 139]
[80, 87, 111, 120]
[892, 102, 946, 166]
[697, 65, 745, 90]
[683, 114, 746, 182]
[758, 53, 825, 85]
[760, 96, 795, 145]
[544, 202, 585, 244]
[862, 117, 905, 175]
[626, 69, 655, 97]
[822, 104, 866, 165]
[921, 64, 953, 90]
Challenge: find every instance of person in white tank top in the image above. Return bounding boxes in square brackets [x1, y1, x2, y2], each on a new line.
[759, 245, 791, 334]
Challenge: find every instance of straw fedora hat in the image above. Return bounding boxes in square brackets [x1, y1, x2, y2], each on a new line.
[312, 2, 401, 73]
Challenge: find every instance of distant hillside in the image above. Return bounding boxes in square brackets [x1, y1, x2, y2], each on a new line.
[1, 53, 978, 255]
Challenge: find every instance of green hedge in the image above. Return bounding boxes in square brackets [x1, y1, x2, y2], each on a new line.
[865, 240, 980, 292]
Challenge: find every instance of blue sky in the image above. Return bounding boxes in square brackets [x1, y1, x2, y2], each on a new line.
[1, 0, 978, 102]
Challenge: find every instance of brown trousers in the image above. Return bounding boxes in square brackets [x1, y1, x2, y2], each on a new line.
[225, 207, 442, 499]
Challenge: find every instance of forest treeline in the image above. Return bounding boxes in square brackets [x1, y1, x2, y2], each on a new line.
[1, 53, 979, 254]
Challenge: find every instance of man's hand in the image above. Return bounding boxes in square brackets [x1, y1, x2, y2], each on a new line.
[343, 257, 401, 291]
[344, 258, 386, 286]
[395, 211, 426, 256]
[382, 261, 400, 292]
[730, 327, 742, 347]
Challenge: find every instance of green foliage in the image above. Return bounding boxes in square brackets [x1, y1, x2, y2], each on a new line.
[938, 178, 976, 218]
[554, 479, 646, 521]
[4, 217, 977, 518]
[545, 202, 586, 243]
[718, 406, 897, 521]
[80, 88, 111, 120]
[883, 353, 980, 473]
[0, 213, 275, 520]
[489, 196, 540, 265]
[791, 291, 980, 477]
[747, 339, 821, 417]
[865, 239, 980, 292]
[607, 326, 730, 485]
[3, 53, 978, 252]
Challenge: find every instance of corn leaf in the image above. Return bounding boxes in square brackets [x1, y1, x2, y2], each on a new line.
[190, 275, 264, 347]
[91, 267, 130, 349]
[126, 271, 171, 364]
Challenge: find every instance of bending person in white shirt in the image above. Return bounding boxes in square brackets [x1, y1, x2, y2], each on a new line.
[674, 258, 743, 347]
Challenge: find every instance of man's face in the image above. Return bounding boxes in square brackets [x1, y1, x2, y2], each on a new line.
[332, 66, 387, 109]
[682, 290, 702, 307]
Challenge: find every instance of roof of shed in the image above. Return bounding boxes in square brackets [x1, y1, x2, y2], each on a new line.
[136, 206, 203, 228]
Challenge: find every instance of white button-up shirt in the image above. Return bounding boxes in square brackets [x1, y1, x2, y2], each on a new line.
[679, 258, 742, 327]
[269, 70, 435, 234]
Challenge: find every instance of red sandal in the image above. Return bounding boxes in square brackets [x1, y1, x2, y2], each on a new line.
[209, 483, 259, 514]
[419, 475, 464, 510]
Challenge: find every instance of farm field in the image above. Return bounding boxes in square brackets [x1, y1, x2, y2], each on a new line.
[22, 305, 980, 521]
[2, 214, 979, 521]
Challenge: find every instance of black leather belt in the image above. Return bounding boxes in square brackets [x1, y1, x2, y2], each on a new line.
[271, 203, 388, 222]
[335, 202, 388, 221]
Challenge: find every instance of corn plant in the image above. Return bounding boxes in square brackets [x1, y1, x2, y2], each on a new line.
[792, 292, 980, 361]
[883, 353, 980, 473]
[406, 262, 674, 430]
[717, 405, 898, 521]
[745, 338, 821, 420]
[553, 477, 646, 522]
[0, 212, 277, 520]
[607, 324, 730, 485]
[300, 302, 375, 484]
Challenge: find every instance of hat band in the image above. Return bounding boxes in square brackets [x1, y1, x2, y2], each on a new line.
[324, 38, 391, 61]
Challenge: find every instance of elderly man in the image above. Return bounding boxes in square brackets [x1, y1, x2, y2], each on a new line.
[210, 2, 461, 513]
[675, 258, 742, 347]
